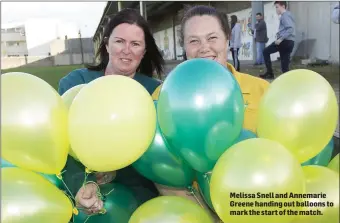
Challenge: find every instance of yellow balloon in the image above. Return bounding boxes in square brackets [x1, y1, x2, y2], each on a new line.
[61, 84, 86, 160]
[61, 84, 86, 109]
[210, 138, 305, 223]
[328, 154, 339, 173]
[129, 196, 214, 223]
[68, 75, 156, 172]
[292, 166, 339, 223]
[2, 168, 73, 223]
[257, 69, 338, 163]
[1, 72, 69, 174]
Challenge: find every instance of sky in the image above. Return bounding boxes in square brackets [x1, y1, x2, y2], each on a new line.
[1, 2, 108, 38]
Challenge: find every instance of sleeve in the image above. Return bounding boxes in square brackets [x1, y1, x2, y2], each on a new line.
[331, 4, 340, 24]
[257, 21, 266, 31]
[58, 70, 84, 95]
[58, 77, 71, 95]
[279, 14, 295, 40]
[229, 28, 235, 48]
[234, 25, 241, 49]
[260, 79, 270, 95]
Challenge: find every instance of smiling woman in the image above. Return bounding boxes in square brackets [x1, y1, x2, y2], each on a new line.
[58, 8, 165, 216]
[153, 6, 271, 220]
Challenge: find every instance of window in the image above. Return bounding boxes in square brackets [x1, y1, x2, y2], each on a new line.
[7, 28, 16, 32]
[7, 41, 20, 46]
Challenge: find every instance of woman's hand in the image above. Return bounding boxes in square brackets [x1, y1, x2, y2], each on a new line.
[75, 183, 104, 215]
[95, 171, 117, 185]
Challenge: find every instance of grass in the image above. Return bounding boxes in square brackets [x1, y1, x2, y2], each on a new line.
[1, 65, 85, 90]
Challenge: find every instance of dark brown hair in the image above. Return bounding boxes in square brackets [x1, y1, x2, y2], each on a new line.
[87, 8, 164, 78]
[230, 15, 238, 30]
[274, 1, 287, 9]
[180, 5, 230, 60]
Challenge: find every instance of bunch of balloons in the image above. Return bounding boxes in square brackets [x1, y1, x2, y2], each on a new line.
[2, 57, 339, 223]
[132, 60, 339, 223]
[1, 72, 159, 223]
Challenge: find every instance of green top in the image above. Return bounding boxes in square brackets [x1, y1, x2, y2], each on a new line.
[58, 68, 161, 205]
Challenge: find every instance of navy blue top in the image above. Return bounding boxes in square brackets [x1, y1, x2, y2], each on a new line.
[58, 68, 161, 206]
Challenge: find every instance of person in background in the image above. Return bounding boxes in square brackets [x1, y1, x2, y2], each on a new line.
[251, 12, 268, 65]
[229, 15, 242, 71]
[332, 3, 339, 24]
[58, 8, 164, 215]
[260, 1, 295, 79]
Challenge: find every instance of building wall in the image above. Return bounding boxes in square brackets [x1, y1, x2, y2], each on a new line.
[149, 1, 339, 63]
[290, 1, 339, 62]
[50, 39, 66, 55]
[50, 38, 95, 55]
[1, 53, 95, 70]
[151, 2, 279, 61]
[1, 26, 28, 56]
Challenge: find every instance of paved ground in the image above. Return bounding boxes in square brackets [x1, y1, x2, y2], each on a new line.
[163, 60, 340, 138]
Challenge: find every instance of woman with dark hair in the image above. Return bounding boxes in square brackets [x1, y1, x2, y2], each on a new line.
[58, 8, 164, 215]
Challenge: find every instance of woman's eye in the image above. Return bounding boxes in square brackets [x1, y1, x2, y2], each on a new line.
[189, 39, 198, 44]
[132, 42, 140, 46]
[209, 36, 217, 41]
[116, 39, 123, 43]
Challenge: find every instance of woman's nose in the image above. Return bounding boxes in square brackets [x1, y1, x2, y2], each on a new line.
[199, 40, 211, 53]
[122, 43, 131, 54]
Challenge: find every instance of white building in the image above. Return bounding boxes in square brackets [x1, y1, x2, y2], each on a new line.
[2, 19, 79, 57]
[1, 22, 28, 57]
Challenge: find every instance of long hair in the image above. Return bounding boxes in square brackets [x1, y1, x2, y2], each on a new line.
[180, 5, 230, 61]
[87, 8, 164, 78]
[230, 15, 238, 30]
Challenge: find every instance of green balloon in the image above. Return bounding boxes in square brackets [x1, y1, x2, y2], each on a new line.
[197, 129, 256, 211]
[39, 173, 63, 189]
[157, 59, 244, 173]
[328, 153, 339, 173]
[1, 158, 63, 189]
[302, 139, 334, 166]
[74, 183, 139, 223]
[133, 101, 195, 188]
[1, 158, 15, 168]
[196, 172, 213, 210]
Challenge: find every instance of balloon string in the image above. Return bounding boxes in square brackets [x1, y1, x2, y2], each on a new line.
[84, 216, 91, 223]
[83, 172, 90, 186]
[82, 208, 107, 223]
[103, 188, 115, 196]
[57, 170, 75, 201]
[187, 186, 204, 208]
